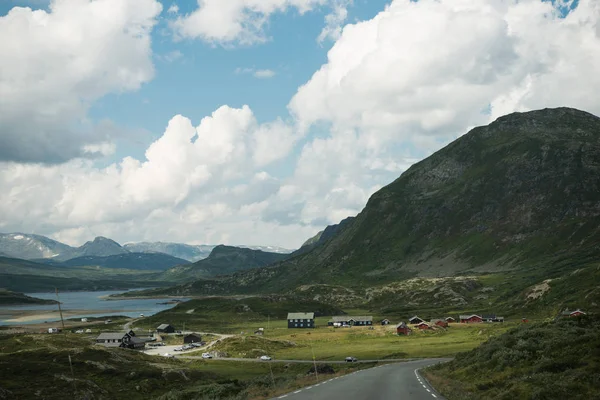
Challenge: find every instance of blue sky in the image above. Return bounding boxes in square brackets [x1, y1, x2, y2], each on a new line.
[0, 0, 597, 247]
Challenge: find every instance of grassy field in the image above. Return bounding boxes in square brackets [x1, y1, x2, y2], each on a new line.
[0, 332, 381, 399]
[180, 320, 515, 361]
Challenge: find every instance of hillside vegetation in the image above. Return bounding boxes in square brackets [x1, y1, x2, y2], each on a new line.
[0, 289, 58, 305]
[424, 315, 600, 399]
[127, 108, 600, 318]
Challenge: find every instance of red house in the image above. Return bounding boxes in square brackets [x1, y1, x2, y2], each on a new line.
[459, 314, 483, 323]
[561, 309, 586, 317]
[396, 322, 412, 336]
[431, 319, 449, 328]
[415, 322, 431, 330]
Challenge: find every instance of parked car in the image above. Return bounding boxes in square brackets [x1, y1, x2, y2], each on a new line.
[260, 355, 272, 361]
[156, 342, 165, 346]
[345, 357, 358, 362]
[174, 347, 184, 352]
[202, 353, 213, 359]
[191, 343, 203, 348]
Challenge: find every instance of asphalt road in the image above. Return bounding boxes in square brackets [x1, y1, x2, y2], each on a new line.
[178, 356, 419, 364]
[271, 359, 448, 400]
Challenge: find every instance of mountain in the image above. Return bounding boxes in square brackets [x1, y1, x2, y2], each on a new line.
[294, 217, 356, 256]
[54, 236, 129, 261]
[49, 252, 189, 271]
[159, 245, 289, 281]
[0, 233, 73, 260]
[123, 242, 292, 262]
[123, 242, 214, 262]
[128, 107, 600, 314]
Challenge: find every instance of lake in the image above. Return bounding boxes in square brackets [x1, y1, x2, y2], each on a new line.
[0, 289, 190, 325]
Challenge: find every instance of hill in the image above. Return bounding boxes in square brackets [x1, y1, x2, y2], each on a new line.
[46, 252, 189, 271]
[293, 216, 355, 257]
[159, 245, 289, 281]
[125, 108, 600, 316]
[53, 236, 129, 261]
[425, 315, 600, 399]
[0, 289, 58, 305]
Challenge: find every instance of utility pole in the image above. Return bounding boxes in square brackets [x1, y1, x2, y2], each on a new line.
[68, 354, 77, 392]
[56, 288, 65, 331]
[268, 314, 270, 330]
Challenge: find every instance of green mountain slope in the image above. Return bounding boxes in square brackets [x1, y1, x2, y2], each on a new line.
[159, 245, 288, 281]
[122, 108, 600, 316]
[0, 289, 58, 305]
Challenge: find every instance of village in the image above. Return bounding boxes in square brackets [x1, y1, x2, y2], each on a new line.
[76, 308, 588, 360]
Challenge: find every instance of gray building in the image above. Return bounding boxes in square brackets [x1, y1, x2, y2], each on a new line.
[327, 316, 373, 326]
[287, 312, 315, 328]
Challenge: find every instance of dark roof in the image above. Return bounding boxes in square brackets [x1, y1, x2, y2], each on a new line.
[408, 316, 423, 321]
[128, 337, 147, 344]
[331, 316, 372, 322]
[97, 332, 127, 340]
[185, 333, 202, 338]
[287, 312, 315, 320]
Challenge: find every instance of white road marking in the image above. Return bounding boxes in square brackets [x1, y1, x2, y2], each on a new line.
[306, 386, 313, 390]
[293, 390, 301, 394]
[432, 395, 437, 398]
[426, 389, 431, 392]
[278, 395, 288, 398]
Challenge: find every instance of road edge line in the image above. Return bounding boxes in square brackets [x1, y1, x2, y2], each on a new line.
[415, 365, 446, 400]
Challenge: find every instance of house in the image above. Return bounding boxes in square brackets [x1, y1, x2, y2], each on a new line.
[287, 312, 315, 328]
[380, 319, 391, 325]
[96, 332, 130, 347]
[48, 328, 60, 334]
[415, 322, 431, 330]
[396, 322, 412, 336]
[561, 309, 586, 318]
[482, 314, 504, 323]
[327, 316, 373, 326]
[521, 318, 529, 323]
[120, 335, 147, 350]
[445, 317, 456, 323]
[184, 333, 202, 344]
[459, 314, 483, 323]
[157, 324, 176, 334]
[409, 316, 424, 325]
[431, 319, 448, 328]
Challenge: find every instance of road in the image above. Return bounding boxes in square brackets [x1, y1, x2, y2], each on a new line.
[144, 332, 233, 356]
[177, 356, 421, 364]
[271, 359, 448, 400]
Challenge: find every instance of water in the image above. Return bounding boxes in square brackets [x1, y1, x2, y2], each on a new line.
[0, 289, 189, 325]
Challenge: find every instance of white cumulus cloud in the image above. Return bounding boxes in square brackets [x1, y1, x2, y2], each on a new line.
[0, 0, 163, 163]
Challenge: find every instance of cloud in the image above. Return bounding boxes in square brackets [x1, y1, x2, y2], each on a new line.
[0, 0, 163, 163]
[317, 0, 351, 44]
[167, 3, 179, 14]
[3, 0, 600, 248]
[157, 50, 183, 63]
[170, 0, 332, 45]
[235, 67, 277, 79]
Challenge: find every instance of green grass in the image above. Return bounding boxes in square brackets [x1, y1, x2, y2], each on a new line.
[424, 315, 600, 399]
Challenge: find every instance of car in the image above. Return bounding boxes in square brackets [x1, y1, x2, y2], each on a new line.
[156, 342, 165, 346]
[173, 347, 184, 351]
[260, 355, 272, 361]
[345, 357, 358, 362]
[201, 353, 213, 359]
[163, 353, 174, 358]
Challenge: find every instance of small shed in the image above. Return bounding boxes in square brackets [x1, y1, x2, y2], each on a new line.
[184, 333, 202, 344]
[459, 314, 483, 323]
[409, 316, 424, 325]
[415, 322, 431, 330]
[157, 324, 176, 333]
[431, 319, 448, 328]
[380, 319, 391, 326]
[396, 322, 412, 336]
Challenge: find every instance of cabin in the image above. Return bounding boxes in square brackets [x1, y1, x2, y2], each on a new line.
[459, 314, 483, 323]
[408, 316, 424, 325]
[157, 324, 176, 334]
[380, 319, 391, 326]
[431, 319, 448, 328]
[521, 318, 529, 323]
[396, 322, 412, 336]
[96, 330, 147, 349]
[287, 312, 315, 328]
[561, 309, 586, 318]
[120, 335, 147, 350]
[184, 333, 202, 344]
[327, 316, 373, 326]
[482, 314, 504, 323]
[445, 317, 456, 323]
[415, 322, 431, 330]
[48, 328, 60, 334]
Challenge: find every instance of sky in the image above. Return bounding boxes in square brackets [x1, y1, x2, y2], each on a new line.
[1, 0, 599, 249]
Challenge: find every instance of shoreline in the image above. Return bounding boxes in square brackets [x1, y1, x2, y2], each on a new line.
[0, 309, 137, 323]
